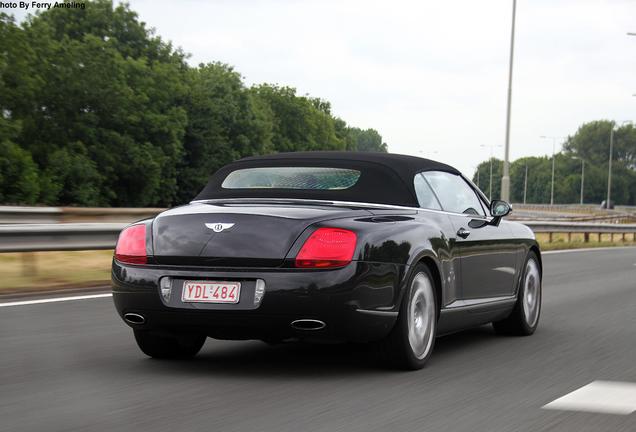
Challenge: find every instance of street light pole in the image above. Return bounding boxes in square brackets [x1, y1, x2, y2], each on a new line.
[571, 156, 584, 205]
[580, 159, 584, 205]
[490, 158, 493, 200]
[607, 126, 614, 209]
[481, 144, 502, 201]
[540, 136, 565, 206]
[551, 142, 556, 205]
[501, 0, 517, 202]
[523, 163, 528, 204]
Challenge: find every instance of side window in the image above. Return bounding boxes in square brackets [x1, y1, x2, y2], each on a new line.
[413, 173, 442, 210]
[422, 171, 486, 216]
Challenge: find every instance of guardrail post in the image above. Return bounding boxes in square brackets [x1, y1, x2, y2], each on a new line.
[584, 232, 589, 243]
[548, 232, 553, 243]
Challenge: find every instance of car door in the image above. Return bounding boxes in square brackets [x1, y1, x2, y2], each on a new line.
[421, 171, 518, 299]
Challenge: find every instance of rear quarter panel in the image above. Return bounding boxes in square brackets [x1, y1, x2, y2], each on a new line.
[286, 209, 460, 310]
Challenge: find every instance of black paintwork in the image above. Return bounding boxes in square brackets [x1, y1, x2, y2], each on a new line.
[112, 201, 539, 342]
[113, 152, 540, 343]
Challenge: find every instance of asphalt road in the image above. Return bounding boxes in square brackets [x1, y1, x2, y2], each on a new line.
[1, 248, 635, 432]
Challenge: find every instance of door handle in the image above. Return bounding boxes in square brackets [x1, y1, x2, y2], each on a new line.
[457, 228, 471, 239]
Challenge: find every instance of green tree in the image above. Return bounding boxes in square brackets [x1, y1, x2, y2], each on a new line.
[5, 1, 188, 206]
[0, 140, 40, 204]
[249, 84, 344, 153]
[337, 124, 387, 152]
[473, 120, 636, 205]
[0, 1, 389, 207]
[176, 63, 273, 203]
[563, 120, 635, 205]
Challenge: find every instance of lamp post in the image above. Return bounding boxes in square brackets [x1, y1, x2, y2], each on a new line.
[607, 126, 614, 209]
[580, 159, 585, 205]
[523, 163, 528, 204]
[481, 144, 503, 201]
[501, 0, 517, 202]
[571, 156, 584, 205]
[472, 165, 480, 189]
[540, 136, 566, 206]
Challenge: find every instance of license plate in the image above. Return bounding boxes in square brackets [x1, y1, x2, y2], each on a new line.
[181, 281, 241, 304]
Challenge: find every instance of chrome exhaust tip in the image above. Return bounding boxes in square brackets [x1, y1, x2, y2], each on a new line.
[290, 319, 326, 331]
[123, 313, 146, 325]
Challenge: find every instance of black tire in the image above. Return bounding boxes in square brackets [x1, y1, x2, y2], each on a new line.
[377, 263, 438, 370]
[133, 330, 206, 359]
[493, 250, 542, 336]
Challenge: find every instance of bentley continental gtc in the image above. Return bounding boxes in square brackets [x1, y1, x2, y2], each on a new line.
[112, 152, 542, 369]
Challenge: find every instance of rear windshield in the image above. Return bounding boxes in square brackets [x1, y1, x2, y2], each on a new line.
[221, 167, 361, 190]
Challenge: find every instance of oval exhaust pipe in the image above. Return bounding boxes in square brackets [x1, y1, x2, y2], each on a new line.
[290, 319, 326, 331]
[124, 313, 146, 325]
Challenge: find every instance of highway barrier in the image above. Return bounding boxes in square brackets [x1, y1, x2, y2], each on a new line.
[0, 206, 163, 224]
[0, 223, 127, 252]
[523, 221, 636, 243]
[0, 221, 635, 253]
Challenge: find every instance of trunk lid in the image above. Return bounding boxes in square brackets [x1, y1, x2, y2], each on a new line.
[151, 201, 370, 267]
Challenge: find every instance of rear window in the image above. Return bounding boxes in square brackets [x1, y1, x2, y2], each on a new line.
[221, 167, 361, 190]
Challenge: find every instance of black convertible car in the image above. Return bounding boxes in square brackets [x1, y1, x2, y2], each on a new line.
[112, 152, 542, 369]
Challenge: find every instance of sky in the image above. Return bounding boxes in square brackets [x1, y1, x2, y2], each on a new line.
[9, 0, 636, 177]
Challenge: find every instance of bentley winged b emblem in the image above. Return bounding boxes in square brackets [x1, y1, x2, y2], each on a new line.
[205, 223, 235, 233]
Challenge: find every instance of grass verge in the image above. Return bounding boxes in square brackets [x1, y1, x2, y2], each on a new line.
[0, 250, 113, 293]
[535, 232, 636, 251]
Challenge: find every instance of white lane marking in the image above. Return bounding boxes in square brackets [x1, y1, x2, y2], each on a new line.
[543, 247, 636, 255]
[542, 381, 636, 415]
[0, 293, 112, 308]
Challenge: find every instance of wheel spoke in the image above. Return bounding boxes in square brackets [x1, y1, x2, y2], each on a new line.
[407, 273, 436, 359]
[522, 260, 541, 327]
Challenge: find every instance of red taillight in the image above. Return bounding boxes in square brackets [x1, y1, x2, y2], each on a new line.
[114, 224, 147, 264]
[295, 228, 357, 268]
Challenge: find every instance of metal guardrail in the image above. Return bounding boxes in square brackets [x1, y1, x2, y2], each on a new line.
[0, 221, 635, 253]
[523, 221, 636, 243]
[523, 221, 636, 233]
[0, 223, 127, 252]
[512, 203, 636, 212]
[0, 206, 164, 224]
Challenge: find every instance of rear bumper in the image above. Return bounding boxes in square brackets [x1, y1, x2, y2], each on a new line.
[112, 260, 407, 343]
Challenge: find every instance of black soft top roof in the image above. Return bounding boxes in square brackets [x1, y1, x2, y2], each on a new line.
[194, 151, 461, 207]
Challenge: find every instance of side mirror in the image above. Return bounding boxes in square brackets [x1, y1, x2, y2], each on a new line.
[488, 200, 512, 227]
[468, 200, 512, 229]
[490, 200, 512, 217]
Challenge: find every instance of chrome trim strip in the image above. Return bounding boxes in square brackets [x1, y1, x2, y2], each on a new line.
[190, 197, 491, 219]
[355, 309, 399, 317]
[444, 296, 517, 310]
